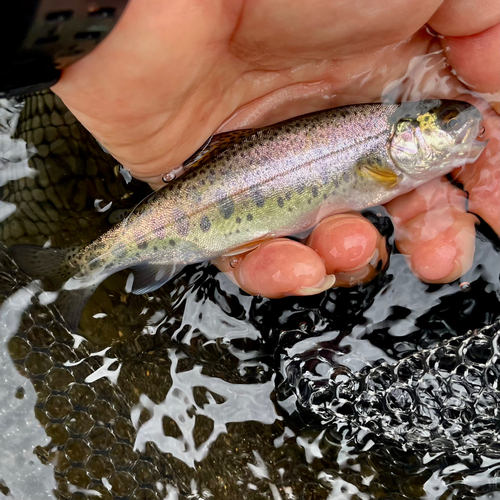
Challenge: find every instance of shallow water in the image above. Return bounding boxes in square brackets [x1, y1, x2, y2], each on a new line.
[0, 83, 499, 500]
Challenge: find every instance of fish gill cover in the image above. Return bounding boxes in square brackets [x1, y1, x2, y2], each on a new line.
[0, 91, 499, 500]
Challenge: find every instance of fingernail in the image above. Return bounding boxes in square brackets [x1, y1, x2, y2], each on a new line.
[291, 274, 336, 296]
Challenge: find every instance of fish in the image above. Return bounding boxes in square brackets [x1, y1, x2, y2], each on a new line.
[10, 99, 487, 331]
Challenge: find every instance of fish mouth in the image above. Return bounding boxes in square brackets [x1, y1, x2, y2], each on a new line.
[453, 138, 488, 164]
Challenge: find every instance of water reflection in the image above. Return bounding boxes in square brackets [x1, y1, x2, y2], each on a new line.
[132, 348, 278, 467]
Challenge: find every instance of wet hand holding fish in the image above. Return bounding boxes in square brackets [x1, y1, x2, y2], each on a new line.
[11, 99, 486, 330]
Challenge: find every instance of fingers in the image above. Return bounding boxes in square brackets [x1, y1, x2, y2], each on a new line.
[306, 214, 388, 287]
[214, 213, 387, 298]
[428, 0, 500, 36]
[385, 178, 478, 283]
[217, 239, 334, 299]
[441, 24, 500, 107]
[454, 105, 500, 234]
[231, 0, 440, 59]
[218, 174, 483, 297]
[428, 0, 500, 110]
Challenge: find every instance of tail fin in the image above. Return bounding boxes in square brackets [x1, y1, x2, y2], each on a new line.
[9, 244, 74, 289]
[9, 244, 91, 332]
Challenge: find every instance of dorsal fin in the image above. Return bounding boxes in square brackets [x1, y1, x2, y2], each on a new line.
[182, 129, 257, 173]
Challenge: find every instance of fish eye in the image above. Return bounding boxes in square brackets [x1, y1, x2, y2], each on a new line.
[439, 109, 460, 129]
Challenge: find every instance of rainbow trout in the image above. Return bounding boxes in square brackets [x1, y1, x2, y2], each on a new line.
[11, 100, 486, 330]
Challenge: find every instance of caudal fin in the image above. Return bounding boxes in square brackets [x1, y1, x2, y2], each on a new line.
[9, 244, 74, 289]
[9, 244, 91, 332]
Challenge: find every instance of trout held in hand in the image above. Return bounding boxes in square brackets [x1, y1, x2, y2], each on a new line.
[11, 100, 487, 330]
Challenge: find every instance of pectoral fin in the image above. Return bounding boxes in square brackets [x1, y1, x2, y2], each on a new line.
[361, 164, 400, 188]
[221, 236, 274, 257]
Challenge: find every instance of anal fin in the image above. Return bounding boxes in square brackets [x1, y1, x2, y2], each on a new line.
[130, 263, 185, 294]
[54, 286, 98, 333]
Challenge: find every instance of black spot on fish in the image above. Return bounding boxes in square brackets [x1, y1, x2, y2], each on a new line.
[218, 195, 235, 219]
[288, 208, 293, 212]
[153, 246, 158, 252]
[333, 177, 339, 188]
[343, 172, 350, 183]
[312, 186, 318, 198]
[296, 183, 305, 194]
[277, 197, 284, 208]
[201, 180, 206, 186]
[89, 260, 100, 271]
[200, 215, 211, 232]
[137, 241, 148, 250]
[236, 217, 241, 224]
[285, 192, 292, 201]
[247, 214, 253, 221]
[236, 229, 240, 234]
[308, 199, 312, 204]
[169, 239, 176, 247]
[251, 188, 265, 208]
[104, 263, 114, 270]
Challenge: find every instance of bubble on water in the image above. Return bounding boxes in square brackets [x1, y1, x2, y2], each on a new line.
[162, 172, 176, 183]
[460, 282, 471, 292]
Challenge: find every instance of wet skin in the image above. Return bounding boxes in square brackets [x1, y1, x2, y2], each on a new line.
[52, 0, 500, 298]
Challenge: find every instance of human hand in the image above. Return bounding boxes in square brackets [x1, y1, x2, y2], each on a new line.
[52, 0, 500, 298]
